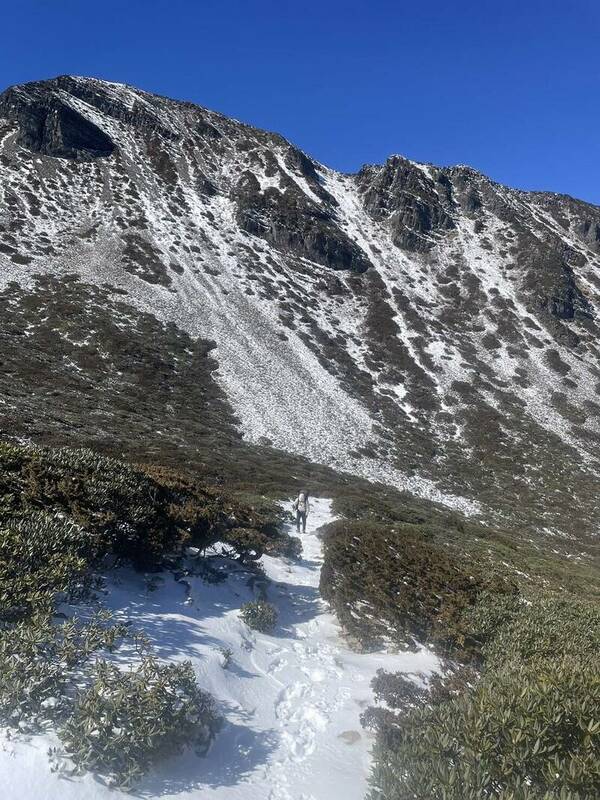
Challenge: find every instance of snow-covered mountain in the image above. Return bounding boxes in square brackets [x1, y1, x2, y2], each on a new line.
[2, 75, 600, 539]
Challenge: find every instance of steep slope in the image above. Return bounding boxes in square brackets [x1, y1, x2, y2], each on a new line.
[1, 75, 600, 540]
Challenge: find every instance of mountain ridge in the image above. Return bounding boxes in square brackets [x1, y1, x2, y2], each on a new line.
[1, 75, 600, 542]
[6, 74, 594, 203]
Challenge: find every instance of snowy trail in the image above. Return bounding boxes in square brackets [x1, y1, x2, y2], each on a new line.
[1, 499, 439, 800]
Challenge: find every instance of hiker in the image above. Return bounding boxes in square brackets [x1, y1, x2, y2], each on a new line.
[293, 490, 310, 533]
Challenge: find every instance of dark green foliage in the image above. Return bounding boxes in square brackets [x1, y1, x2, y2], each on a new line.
[368, 656, 600, 800]
[331, 489, 600, 601]
[0, 442, 288, 573]
[133, 466, 297, 563]
[466, 592, 600, 669]
[240, 599, 278, 632]
[0, 275, 241, 474]
[0, 514, 92, 619]
[0, 611, 129, 730]
[222, 527, 270, 561]
[319, 519, 513, 653]
[0, 444, 196, 566]
[60, 658, 220, 789]
[367, 592, 600, 799]
[353, 491, 600, 799]
[0, 442, 245, 786]
[222, 525, 301, 562]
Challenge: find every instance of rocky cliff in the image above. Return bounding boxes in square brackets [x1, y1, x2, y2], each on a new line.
[2, 75, 600, 542]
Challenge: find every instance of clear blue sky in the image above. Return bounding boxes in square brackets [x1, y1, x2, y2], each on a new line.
[2, 0, 599, 203]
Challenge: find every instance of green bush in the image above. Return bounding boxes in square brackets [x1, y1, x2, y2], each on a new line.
[368, 656, 600, 800]
[367, 593, 600, 800]
[0, 514, 93, 619]
[319, 519, 513, 653]
[240, 600, 278, 632]
[59, 657, 221, 788]
[0, 444, 187, 567]
[0, 443, 290, 570]
[222, 526, 302, 562]
[467, 593, 600, 669]
[0, 443, 228, 787]
[0, 612, 128, 730]
[0, 611, 221, 787]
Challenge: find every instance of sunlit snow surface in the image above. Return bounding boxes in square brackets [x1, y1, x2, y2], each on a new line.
[0, 499, 439, 800]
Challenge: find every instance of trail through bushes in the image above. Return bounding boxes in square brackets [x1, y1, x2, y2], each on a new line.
[0, 441, 294, 787]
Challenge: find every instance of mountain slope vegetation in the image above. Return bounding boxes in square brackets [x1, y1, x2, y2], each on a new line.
[1, 76, 600, 539]
[0, 76, 599, 798]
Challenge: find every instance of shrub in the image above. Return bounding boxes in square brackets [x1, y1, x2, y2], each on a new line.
[0, 514, 94, 620]
[240, 600, 278, 632]
[0, 607, 221, 788]
[20, 446, 189, 565]
[0, 444, 192, 567]
[217, 646, 233, 668]
[319, 519, 513, 653]
[59, 657, 221, 788]
[0, 612, 128, 730]
[467, 592, 600, 669]
[222, 527, 270, 561]
[270, 531, 302, 559]
[222, 526, 302, 562]
[367, 594, 600, 800]
[0, 443, 291, 570]
[0, 442, 232, 787]
[368, 656, 600, 800]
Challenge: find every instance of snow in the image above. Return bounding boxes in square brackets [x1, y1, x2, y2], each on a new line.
[4, 75, 600, 528]
[0, 499, 439, 800]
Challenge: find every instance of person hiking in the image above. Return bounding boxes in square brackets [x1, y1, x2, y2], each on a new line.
[292, 490, 310, 533]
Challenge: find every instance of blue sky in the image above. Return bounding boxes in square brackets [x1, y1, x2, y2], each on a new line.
[2, 0, 599, 203]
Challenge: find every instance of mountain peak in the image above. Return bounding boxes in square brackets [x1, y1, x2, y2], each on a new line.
[2, 75, 600, 541]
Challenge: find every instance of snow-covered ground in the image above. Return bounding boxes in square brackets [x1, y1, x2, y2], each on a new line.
[0, 499, 439, 800]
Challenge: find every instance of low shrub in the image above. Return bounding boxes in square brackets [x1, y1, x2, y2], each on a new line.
[467, 592, 600, 669]
[0, 513, 97, 620]
[368, 656, 600, 800]
[0, 442, 289, 571]
[0, 444, 227, 787]
[59, 657, 221, 789]
[269, 530, 302, 560]
[222, 527, 270, 561]
[0, 611, 128, 730]
[319, 519, 513, 653]
[0, 444, 191, 567]
[223, 526, 302, 562]
[367, 591, 600, 799]
[240, 600, 278, 632]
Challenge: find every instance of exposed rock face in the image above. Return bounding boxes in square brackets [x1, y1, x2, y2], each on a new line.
[357, 156, 455, 251]
[2, 75, 600, 544]
[235, 171, 371, 272]
[0, 80, 116, 159]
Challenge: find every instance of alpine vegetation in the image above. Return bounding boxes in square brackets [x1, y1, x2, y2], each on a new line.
[60, 658, 220, 789]
[0, 74, 600, 800]
[350, 493, 600, 799]
[0, 441, 294, 787]
[240, 599, 279, 632]
[366, 596, 600, 800]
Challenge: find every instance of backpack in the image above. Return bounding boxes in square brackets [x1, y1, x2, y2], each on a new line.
[296, 493, 307, 513]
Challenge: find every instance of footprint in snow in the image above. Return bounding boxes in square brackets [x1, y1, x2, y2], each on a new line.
[268, 655, 288, 673]
[275, 682, 331, 762]
[338, 729, 362, 745]
[275, 682, 309, 722]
